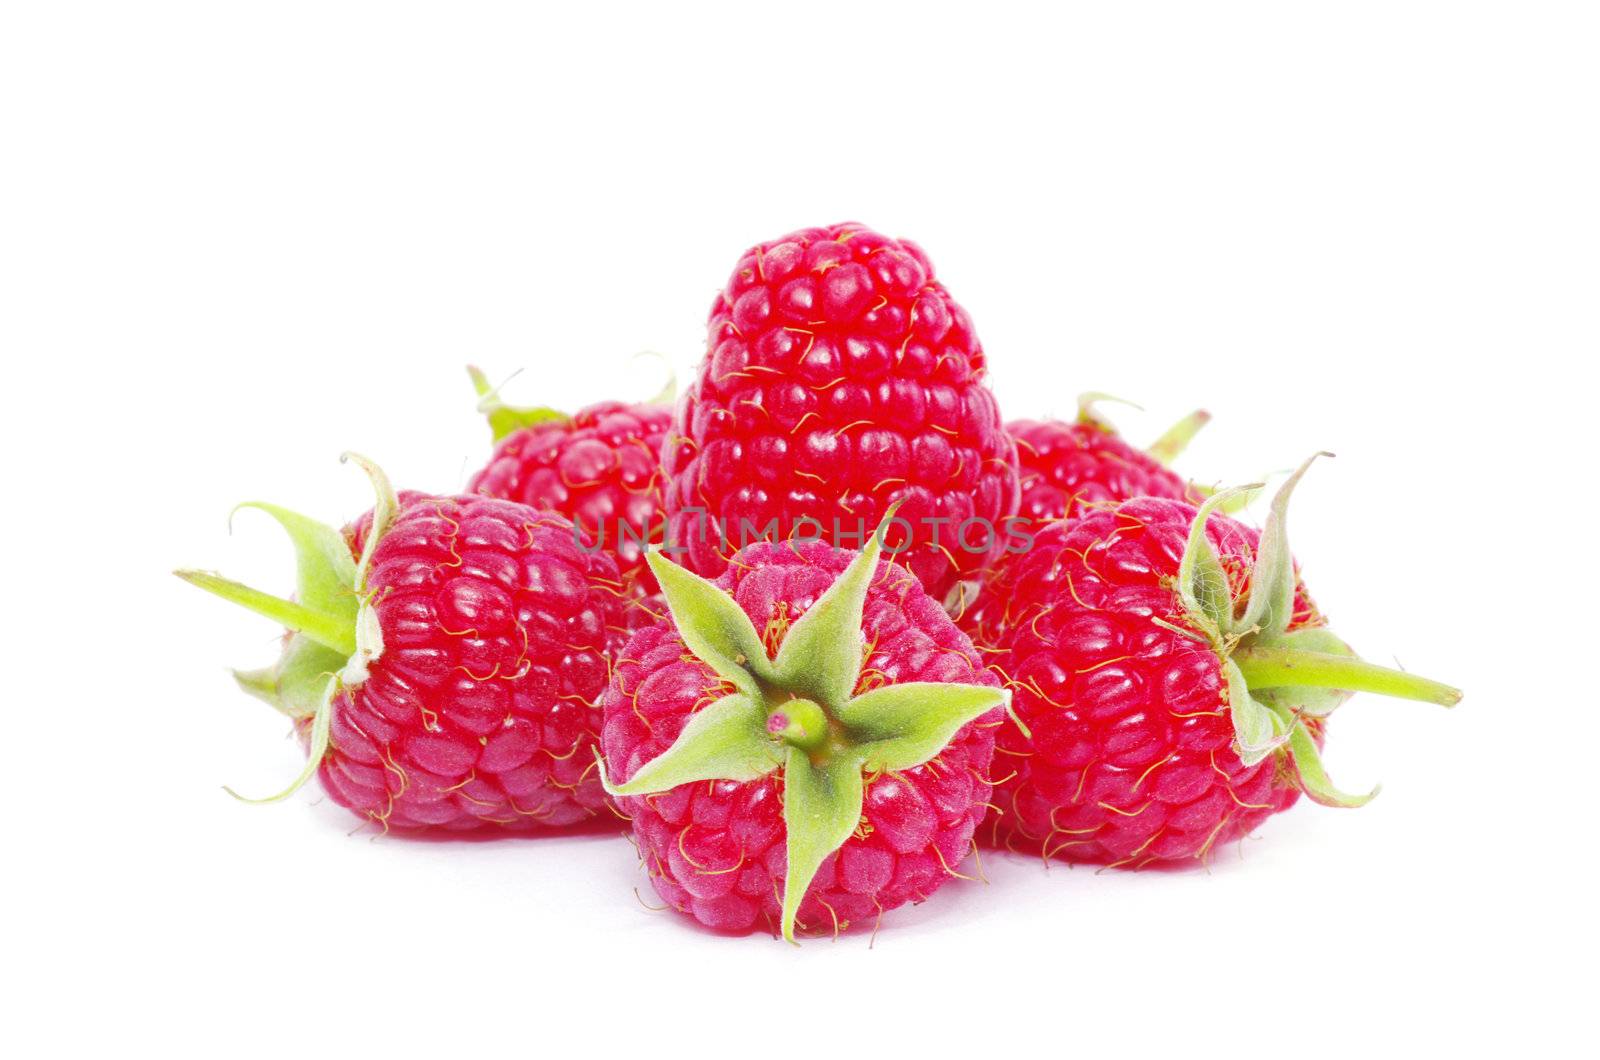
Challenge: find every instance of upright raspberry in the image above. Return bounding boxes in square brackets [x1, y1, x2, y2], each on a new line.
[1010, 395, 1210, 526]
[967, 456, 1460, 867]
[662, 222, 1019, 598]
[599, 522, 1007, 940]
[466, 366, 672, 609]
[178, 455, 625, 831]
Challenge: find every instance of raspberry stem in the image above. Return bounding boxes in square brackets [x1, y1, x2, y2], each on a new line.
[173, 570, 357, 657]
[1232, 645, 1461, 707]
[768, 698, 830, 753]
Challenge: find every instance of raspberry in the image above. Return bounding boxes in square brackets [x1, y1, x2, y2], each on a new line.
[966, 456, 1460, 867]
[179, 455, 625, 831]
[466, 366, 671, 609]
[1010, 399, 1209, 526]
[599, 525, 1006, 940]
[662, 222, 1019, 599]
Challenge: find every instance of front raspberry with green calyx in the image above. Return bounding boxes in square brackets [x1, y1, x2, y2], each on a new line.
[598, 521, 1010, 942]
[1175, 453, 1462, 805]
[175, 452, 397, 803]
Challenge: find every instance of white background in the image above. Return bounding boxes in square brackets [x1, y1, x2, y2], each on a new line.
[5, 2, 1595, 1056]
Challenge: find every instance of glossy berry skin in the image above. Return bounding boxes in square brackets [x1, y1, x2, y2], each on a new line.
[1010, 418, 1198, 526]
[469, 401, 672, 596]
[966, 497, 1324, 867]
[314, 492, 625, 831]
[602, 540, 1001, 935]
[662, 222, 1019, 599]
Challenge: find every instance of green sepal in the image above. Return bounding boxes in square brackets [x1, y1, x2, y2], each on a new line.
[645, 551, 773, 697]
[468, 365, 571, 443]
[232, 634, 348, 719]
[341, 452, 397, 591]
[1145, 408, 1211, 465]
[1176, 486, 1259, 639]
[342, 599, 385, 686]
[597, 693, 783, 795]
[1168, 455, 1459, 791]
[182, 454, 408, 803]
[1267, 626, 1354, 656]
[1223, 658, 1290, 767]
[231, 502, 358, 620]
[177, 457, 396, 661]
[779, 747, 867, 944]
[225, 672, 339, 804]
[1075, 391, 1142, 430]
[1253, 685, 1354, 722]
[770, 523, 885, 709]
[1190, 480, 1262, 516]
[232, 665, 280, 706]
[840, 683, 1010, 773]
[1234, 453, 1328, 639]
[1286, 722, 1379, 808]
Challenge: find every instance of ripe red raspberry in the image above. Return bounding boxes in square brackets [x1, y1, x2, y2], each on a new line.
[1011, 398, 1210, 526]
[465, 366, 672, 610]
[599, 526, 1006, 940]
[662, 222, 1020, 599]
[966, 456, 1460, 867]
[179, 455, 625, 831]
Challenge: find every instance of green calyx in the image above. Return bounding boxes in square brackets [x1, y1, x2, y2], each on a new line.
[1075, 393, 1246, 516]
[468, 357, 677, 444]
[174, 453, 398, 803]
[1075, 391, 1212, 467]
[1145, 408, 1212, 465]
[1075, 391, 1144, 430]
[468, 365, 571, 443]
[597, 517, 1009, 943]
[1172, 453, 1461, 808]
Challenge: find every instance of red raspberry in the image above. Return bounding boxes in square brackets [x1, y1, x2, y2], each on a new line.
[662, 222, 1020, 599]
[465, 367, 672, 611]
[966, 457, 1459, 867]
[1010, 400, 1209, 525]
[599, 528, 1006, 940]
[179, 456, 625, 831]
